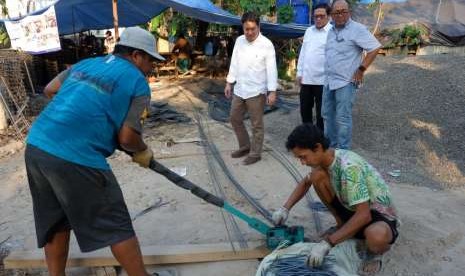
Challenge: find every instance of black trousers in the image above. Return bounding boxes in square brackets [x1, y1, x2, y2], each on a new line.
[299, 84, 324, 132]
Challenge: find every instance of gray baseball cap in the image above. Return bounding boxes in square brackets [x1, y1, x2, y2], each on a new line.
[117, 27, 165, 61]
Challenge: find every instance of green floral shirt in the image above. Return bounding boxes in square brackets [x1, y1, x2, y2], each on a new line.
[328, 149, 397, 220]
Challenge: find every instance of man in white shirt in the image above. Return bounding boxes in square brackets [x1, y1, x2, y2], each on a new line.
[296, 4, 331, 132]
[224, 12, 278, 165]
[104, 30, 115, 54]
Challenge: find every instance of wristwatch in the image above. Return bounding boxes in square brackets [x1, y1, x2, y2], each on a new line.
[358, 65, 367, 72]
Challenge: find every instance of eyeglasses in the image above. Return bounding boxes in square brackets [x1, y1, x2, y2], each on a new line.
[331, 10, 349, 16]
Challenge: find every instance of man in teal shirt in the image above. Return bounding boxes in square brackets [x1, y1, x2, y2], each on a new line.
[25, 27, 173, 276]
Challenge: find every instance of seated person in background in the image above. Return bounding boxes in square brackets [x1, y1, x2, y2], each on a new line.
[204, 36, 214, 56]
[272, 123, 399, 275]
[172, 33, 192, 73]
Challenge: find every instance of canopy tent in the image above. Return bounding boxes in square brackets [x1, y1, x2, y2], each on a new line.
[0, 0, 307, 38]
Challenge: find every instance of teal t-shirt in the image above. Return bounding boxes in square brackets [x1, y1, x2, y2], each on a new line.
[328, 149, 397, 220]
[27, 55, 150, 170]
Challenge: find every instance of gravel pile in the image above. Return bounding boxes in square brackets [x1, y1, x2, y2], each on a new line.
[266, 54, 465, 189]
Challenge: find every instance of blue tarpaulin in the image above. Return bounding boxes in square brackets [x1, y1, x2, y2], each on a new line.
[0, 0, 307, 38]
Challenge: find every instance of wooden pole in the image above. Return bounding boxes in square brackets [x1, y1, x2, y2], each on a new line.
[372, 2, 384, 35]
[112, 0, 119, 40]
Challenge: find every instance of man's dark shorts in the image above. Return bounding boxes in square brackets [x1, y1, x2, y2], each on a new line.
[330, 197, 399, 244]
[25, 145, 135, 252]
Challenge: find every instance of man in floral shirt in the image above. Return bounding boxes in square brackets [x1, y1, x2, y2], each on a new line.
[272, 124, 398, 274]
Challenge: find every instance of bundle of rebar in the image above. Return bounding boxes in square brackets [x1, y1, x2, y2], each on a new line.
[266, 256, 338, 276]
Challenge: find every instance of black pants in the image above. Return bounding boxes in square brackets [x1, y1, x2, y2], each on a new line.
[25, 145, 135, 252]
[330, 197, 399, 244]
[300, 84, 324, 132]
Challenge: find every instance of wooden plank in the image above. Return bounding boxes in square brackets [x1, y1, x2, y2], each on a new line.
[4, 242, 269, 269]
[92, 266, 117, 276]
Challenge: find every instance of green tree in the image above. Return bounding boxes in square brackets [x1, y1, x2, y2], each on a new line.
[240, 0, 272, 15]
[146, 10, 197, 38]
[0, 23, 10, 48]
[217, 0, 273, 16]
[277, 5, 294, 24]
[0, 0, 10, 49]
[0, 0, 8, 17]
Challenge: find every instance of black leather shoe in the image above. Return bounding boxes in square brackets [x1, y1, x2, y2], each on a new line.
[231, 149, 250, 158]
[242, 156, 261, 165]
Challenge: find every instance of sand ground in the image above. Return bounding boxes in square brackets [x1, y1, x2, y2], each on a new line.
[1, 55, 464, 275]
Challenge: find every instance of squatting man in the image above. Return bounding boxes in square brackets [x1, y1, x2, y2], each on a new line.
[272, 124, 399, 274]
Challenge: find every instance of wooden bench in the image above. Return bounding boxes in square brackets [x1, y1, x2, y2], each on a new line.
[155, 55, 178, 79]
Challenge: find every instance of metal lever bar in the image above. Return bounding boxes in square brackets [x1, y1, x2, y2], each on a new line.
[149, 159, 224, 208]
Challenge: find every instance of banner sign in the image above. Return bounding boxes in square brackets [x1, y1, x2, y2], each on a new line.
[5, 5, 61, 54]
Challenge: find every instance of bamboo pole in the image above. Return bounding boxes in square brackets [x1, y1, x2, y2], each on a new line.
[112, 0, 119, 40]
[372, 2, 384, 35]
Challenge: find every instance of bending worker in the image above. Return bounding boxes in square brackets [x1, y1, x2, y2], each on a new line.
[272, 124, 399, 275]
[24, 27, 173, 276]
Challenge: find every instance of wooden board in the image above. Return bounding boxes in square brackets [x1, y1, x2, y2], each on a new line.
[91, 266, 117, 276]
[4, 242, 270, 269]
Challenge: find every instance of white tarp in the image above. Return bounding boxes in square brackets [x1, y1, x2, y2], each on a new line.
[4, 5, 60, 54]
[256, 240, 362, 276]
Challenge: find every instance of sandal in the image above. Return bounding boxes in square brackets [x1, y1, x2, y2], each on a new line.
[358, 253, 383, 276]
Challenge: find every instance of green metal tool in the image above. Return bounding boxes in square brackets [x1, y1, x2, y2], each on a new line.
[149, 159, 304, 249]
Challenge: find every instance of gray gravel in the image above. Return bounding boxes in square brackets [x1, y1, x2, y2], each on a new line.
[266, 54, 465, 189]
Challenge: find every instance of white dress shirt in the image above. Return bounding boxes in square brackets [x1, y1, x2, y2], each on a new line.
[226, 33, 278, 99]
[297, 23, 331, 85]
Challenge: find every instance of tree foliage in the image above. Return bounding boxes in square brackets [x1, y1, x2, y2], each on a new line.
[217, 0, 273, 16]
[277, 5, 294, 24]
[0, 22, 10, 49]
[240, 0, 272, 15]
[0, 0, 8, 18]
[148, 10, 197, 38]
[380, 24, 425, 48]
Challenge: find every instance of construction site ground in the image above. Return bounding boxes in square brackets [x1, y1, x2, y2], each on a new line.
[1, 54, 465, 276]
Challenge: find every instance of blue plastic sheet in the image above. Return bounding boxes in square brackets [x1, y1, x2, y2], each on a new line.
[1, 0, 307, 38]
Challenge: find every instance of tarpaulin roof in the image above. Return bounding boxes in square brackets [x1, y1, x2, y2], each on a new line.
[0, 0, 307, 38]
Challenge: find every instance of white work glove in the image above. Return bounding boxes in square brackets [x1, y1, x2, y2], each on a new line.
[272, 206, 289, 225]
[307, 240, 332, 267]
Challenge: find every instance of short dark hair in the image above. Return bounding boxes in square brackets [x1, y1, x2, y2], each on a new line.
[106, 30, 112, 36]
[286, 124, 330, 151]
[314, 3, 331, 15]
[241, 11, 260, 26]
[331, 0, 351, 11]
[113, 44, 140, 56]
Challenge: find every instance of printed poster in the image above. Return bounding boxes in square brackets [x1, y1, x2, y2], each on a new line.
[5, 5, 61, 54]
